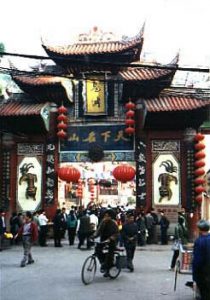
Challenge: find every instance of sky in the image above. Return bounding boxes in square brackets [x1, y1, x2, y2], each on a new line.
[1, 0, 210, 69]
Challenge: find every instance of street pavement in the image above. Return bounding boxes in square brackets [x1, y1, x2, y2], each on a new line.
[0, 239, 193, 300]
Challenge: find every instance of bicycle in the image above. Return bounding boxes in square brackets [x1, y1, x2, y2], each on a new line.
[81, 241, 123, 285]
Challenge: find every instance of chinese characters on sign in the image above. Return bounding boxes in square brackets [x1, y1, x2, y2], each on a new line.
[45, 143, 56, 205]
[61, 125, 134, 151]
[85, 79, 106, 115]
[136, 139, 147, 206]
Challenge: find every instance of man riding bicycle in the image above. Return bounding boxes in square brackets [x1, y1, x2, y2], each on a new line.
[92, 209, 119, 277]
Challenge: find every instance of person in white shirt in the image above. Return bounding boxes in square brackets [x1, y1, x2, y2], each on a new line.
[89, 210, 99, 232]
[38, 210, 48, 246]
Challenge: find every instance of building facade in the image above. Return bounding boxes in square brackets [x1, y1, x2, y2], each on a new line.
[1, 26, 210, 229]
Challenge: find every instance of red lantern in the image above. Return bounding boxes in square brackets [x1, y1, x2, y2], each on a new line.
[58, 166, 81, 183]
[125, 101, 136, 110]
[112, 164, 136, 183]
[194, 169, 205, 176]
[57, 121, 68, 130]
[194, 160, 205, 168]
[195, 195, 203, 204]
[57, 114, 68, 123]
[194, 133, 205, 141]
[195, 143, 205, 150]
[58, 105, 68, 114]
[126, 110, 135, 118]
[125, 119, 135, 126]
[194, 178, 206, 185]
[57, 130, 67, 139]
[125, 127, 135, 135]
[195, 186, 205, 194]
[195, 152, 206, 159]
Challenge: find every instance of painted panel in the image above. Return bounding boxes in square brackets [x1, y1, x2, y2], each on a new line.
[153, 154, 180, 206]
[17, 157, 42, 211]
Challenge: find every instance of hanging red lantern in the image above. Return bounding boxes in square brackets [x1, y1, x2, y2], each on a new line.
[125, 101, 136, 110]
[194, 169, 205, 176]
[194, 178, 206, 185]
[195, 195, 203, 204]
[195, 152, 206, 159]
[57, 121, 68, 130]
[125, 119, 135, 126]
[194, 160, 205, 168]
[194, 133, 205, 141]
[58, 105, 68, 114]
[126, 110, 135, 118]
[57, 130, 67, 139]
[58, 166, 81, 183]
[195, 186, 205, 194]
[194, 143, 205, 151]
[57, 114, 68, 123]
[112, 164, 136, 183]
[125, 127, 135, 135]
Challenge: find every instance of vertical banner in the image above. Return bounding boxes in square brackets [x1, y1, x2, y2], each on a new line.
[136, 139, 147, 207]
[44, 142, 56, 205]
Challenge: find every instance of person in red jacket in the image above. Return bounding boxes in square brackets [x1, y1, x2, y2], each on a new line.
[15, 211, 38, 267]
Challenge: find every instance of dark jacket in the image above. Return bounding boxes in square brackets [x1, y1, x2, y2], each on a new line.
[95, 219, 119, 242]
[78, 215, 92, 234]
[121, 222, 138, 246]
[192, 233, 210, 283]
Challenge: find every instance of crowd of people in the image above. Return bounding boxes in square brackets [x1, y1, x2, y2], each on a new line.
[1, 205, 210, 298]
[0, 205, 171, 270]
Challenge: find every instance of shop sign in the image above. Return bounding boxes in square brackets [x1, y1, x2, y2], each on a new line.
[61, 125, 134, 151]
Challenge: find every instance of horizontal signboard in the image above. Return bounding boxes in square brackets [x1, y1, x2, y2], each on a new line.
[60, 125, 134, 151]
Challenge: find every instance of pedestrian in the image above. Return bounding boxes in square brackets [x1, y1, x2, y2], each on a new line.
[52, 209, 63, 247]
[136, 211, 147, 246]
[38, 210, 48, 246]
[61, 207, 67, 239]
[145, 211, 155, 244]
[159, 211, 170, 245]
[66, 210, 77, 246]
[77, 210, 92, 249]
[15, 211, 38, 267]
[169, 215, 188, 270]
[151, 208, 159, 244]
[192, 219, 210, 300]
[0, 208, 6, 251]
[121, 212, 138, 272]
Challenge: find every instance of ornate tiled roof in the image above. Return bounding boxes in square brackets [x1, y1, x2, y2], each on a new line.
[42, 26, 144, 57]
[0, 101, 46, 116]
[119, 54, 178, 81]
[42, 26, 144, 72]
[12, 75, 73, 103]
[120, 67, 174, 81]
[145, 95, 210, 112]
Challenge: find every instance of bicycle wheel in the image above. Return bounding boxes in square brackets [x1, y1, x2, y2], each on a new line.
[81, 255, 97, 285]
[109, 253, 121, 279]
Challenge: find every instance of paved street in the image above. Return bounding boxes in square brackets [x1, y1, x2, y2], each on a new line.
[0, 240, 193, 300]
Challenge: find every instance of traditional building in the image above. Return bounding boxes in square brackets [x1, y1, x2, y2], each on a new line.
[1, 26, 210, 233]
